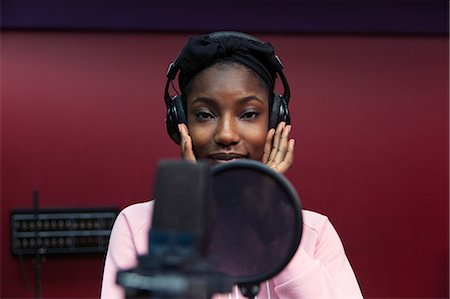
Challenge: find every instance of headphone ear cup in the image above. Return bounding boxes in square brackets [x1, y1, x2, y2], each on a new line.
[166, 95, 187, 145]
[269, 93, 290, 129]
[280, 95, 290, 125]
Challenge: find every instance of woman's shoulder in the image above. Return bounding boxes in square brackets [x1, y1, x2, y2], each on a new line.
[301, 209, 332, 234]
[113, 200, 155, 235]
[119, 200, 154, 217]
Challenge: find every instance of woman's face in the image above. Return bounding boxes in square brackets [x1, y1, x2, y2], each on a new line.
[186, 64, 270, 164]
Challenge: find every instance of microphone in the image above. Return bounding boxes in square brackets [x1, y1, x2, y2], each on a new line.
[117, 159, 302, 299]
[117, 160, 232, 299]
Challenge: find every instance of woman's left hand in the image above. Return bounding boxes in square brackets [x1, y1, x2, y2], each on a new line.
[261, 122, 295, 174]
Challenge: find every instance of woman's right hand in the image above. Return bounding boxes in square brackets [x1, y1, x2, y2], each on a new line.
[178, 123, 196, 162]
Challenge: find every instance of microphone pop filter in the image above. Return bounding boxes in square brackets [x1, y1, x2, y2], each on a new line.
[208, 160, 302, 287]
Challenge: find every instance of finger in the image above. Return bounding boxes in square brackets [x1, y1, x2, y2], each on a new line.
[268, 122, 286, 162]
[267, 124, 294, 174]
[178, 124, 196, 162]
[262, 128, 275, 164]
[274, 138, 295, 174]
[271, 124, 291, 165]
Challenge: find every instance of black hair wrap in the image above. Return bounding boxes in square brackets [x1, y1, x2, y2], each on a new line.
[177, 34, 279, 93]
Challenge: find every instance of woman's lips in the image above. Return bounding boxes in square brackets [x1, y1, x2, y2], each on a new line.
[209, 153, 245, 163]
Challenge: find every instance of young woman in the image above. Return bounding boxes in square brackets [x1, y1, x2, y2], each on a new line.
[100, 32, 363, 298]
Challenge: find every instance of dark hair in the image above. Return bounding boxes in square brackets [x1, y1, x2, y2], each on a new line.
[175, 33, 278, 98]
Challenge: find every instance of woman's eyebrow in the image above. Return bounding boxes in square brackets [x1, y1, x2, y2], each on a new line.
[190, 97, 217, 105]
[239, 95, 265, 104]
[190, 95, 265, 106]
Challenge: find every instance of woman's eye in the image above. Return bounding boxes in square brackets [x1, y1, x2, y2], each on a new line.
[196, 111, 214, 120]
[241, 111, 260, 119]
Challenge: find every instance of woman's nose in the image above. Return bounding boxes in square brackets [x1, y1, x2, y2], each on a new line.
[214, 116, 240, 146]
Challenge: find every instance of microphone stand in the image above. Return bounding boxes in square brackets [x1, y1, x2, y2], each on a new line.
[33, 191, 42, 299]
[238, 283, 260, 299]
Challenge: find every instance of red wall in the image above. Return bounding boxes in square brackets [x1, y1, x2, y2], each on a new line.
[1, 31, 448, 298]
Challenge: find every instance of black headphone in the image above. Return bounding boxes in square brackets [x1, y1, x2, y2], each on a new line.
[164, 31, 291, 145]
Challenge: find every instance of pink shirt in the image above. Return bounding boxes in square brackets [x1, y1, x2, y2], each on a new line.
[100, 201, 363, 298]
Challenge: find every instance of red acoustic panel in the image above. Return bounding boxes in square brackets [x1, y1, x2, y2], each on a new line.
[1, 32, 448, 298]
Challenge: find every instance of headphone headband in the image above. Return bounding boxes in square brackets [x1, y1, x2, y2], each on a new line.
[165, 31, 290, 103]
